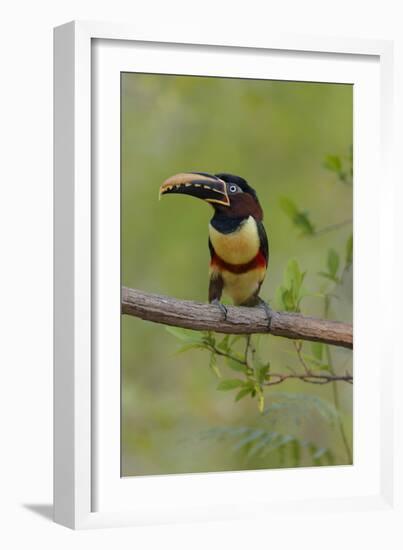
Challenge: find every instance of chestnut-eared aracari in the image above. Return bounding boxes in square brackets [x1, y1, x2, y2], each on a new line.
[159, 172, 271, 323]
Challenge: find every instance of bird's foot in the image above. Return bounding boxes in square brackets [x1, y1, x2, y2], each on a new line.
[211, 299, 228, 321]
[256, 298, 273, 331]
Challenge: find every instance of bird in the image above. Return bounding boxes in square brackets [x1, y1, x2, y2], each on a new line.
[159, 172, 271, 323]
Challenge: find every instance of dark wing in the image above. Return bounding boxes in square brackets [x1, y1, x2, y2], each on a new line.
[257, 221, 269, 266]
[208, 237, 215, 260]
[208, 272, 224, 303]
[208, 237, 224, 302]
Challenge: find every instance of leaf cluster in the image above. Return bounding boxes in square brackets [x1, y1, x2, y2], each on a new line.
[275, 259, 307, 313]
[264, 392, 340, 426]
[279, 197, 315, 236]
[318, 238, 352, 285]
[323, 148, 353, 186]
[167, 328, 270, 413]
[201, 426, 334, 467]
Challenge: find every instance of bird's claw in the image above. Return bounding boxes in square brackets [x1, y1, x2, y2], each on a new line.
[257, 298, 272, 331]
[211, 299, 228, 321]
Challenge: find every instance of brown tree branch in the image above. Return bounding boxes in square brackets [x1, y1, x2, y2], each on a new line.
[122, 287, 353, 349]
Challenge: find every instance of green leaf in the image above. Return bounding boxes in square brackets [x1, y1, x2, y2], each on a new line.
[279, 198, 315, 235]
[318, 271, 339, 283]
[217, 379, 244, 391]
[294, 211, 315, 235]
[255, 361, 270, 384]
[345, 234, 353, 267]
[311, 342, 323, 361]
[175, 342, 207, 354]
[327, 249, 340, 277]
[282, 289, 295, 311]
[316, 364, 331, 371]
[232, 429, 265, 451]
[323, 154, 342, 173]
[279, 197, 298, 218]
[203, 331, 216, 346]
[226, 357, 247, 373]
[279, 259, 307, 311]
[287, 259, 305, 293]
[263, 392, 340, 426]
[209, 352, 221, 379]
[217, 334, 230, 351]
[285, 259, 299, 288]
[258, 393, 265, 414]
[201, 425, 334, 467]
[165, 326, 203, 343]
[297, 286, 309, 307]
[235, 387, 253, 402]
[246, 432, 278, 458]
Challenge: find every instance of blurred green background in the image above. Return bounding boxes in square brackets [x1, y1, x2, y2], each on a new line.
[121, 73, 353, 476]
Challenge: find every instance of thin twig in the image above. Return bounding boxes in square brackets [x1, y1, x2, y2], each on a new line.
[293, 340, 311, 375]
[210, 345, 245, 366]
[264, 372, 353, 386]
[207, 343, 353, 387]
[313, 219, 352, 236]
[244, 335, 253, 364]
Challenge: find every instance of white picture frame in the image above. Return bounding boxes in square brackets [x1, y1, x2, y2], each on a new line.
[54, 20, 398, 530]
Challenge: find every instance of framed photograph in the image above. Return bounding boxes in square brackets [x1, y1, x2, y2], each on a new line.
[54, 21, 396, 530]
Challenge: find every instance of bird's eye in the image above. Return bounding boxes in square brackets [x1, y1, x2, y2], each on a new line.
[229, 185, 238, 193]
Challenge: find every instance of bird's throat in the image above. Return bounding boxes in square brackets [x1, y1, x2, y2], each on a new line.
[209, 215, 260, 265]
[210, 214, 246, 234]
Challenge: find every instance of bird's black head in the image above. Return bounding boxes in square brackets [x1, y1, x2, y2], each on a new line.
[159, 172, 263, 221]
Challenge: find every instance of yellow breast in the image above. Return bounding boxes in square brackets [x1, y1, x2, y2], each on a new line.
[209, 216, 260, 265]
[221, 267, 266, 305]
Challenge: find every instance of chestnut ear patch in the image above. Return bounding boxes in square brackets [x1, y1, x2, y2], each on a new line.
[215, 173, 258, 200]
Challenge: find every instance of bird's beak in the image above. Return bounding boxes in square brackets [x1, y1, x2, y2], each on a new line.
[159, 172, 230, 206]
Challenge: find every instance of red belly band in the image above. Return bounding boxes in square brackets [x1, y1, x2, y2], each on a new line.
[210, 251, 267, 274]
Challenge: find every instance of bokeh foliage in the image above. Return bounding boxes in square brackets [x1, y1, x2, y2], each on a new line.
[121, 73, 353, 476]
